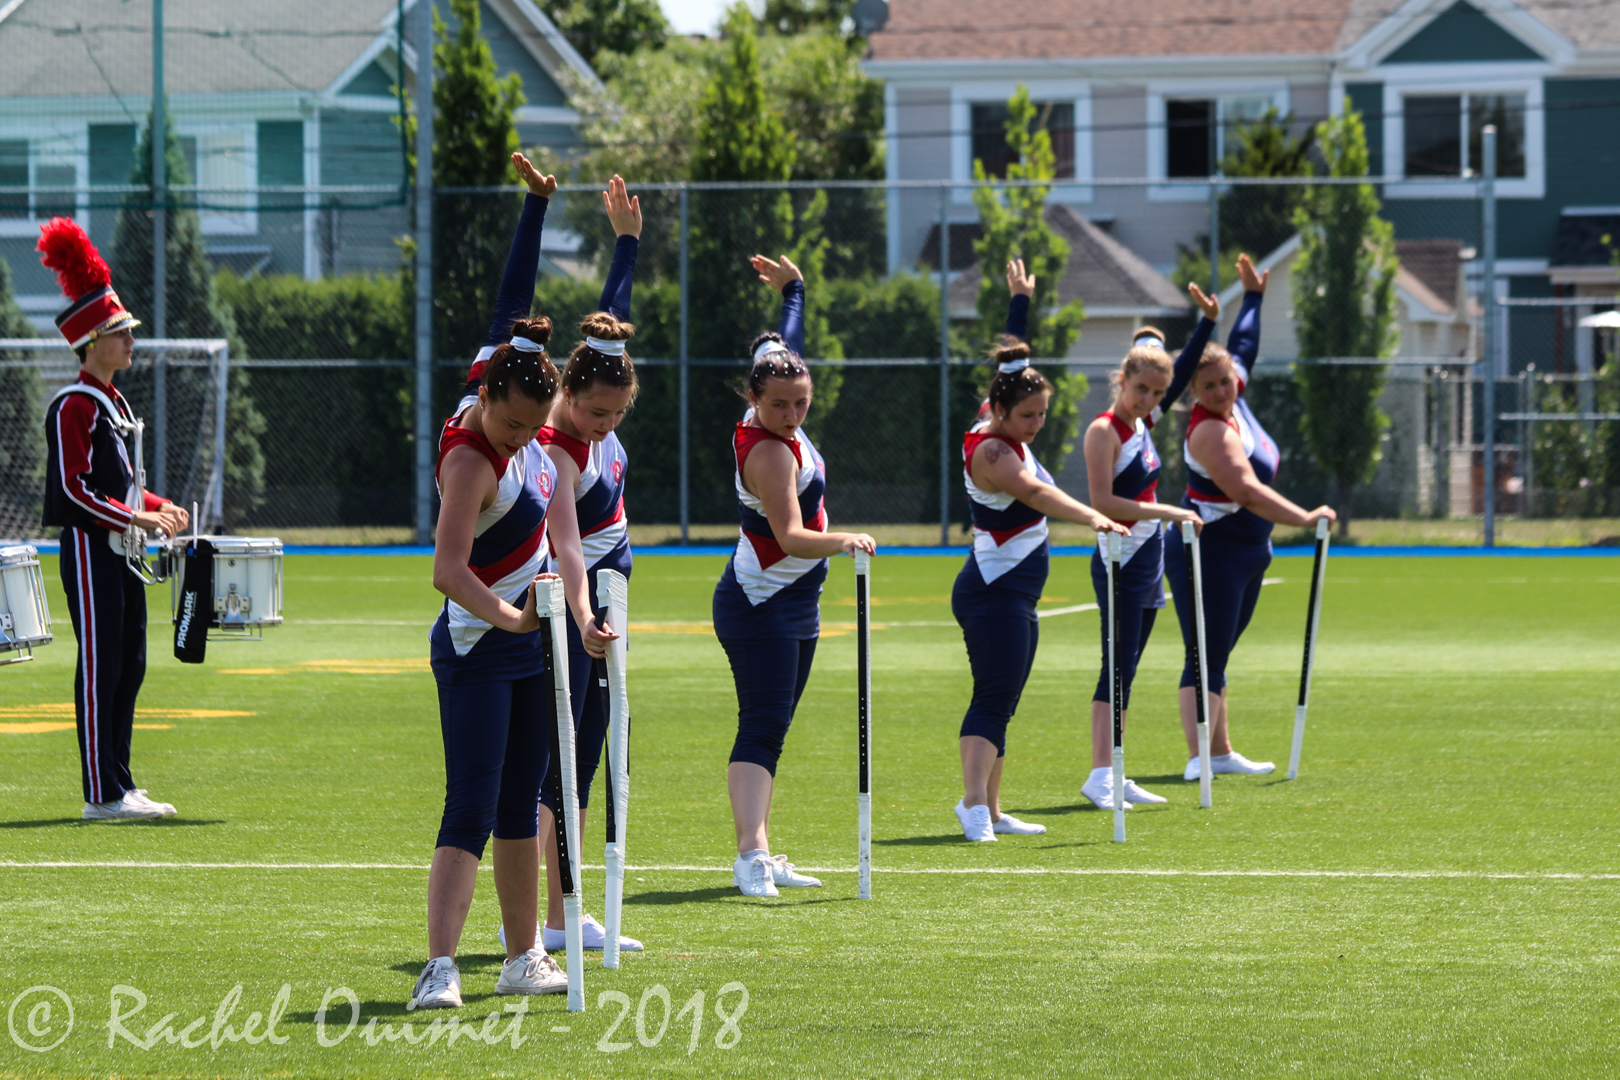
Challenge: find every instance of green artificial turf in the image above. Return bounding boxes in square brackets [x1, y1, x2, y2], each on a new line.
[1, 553, 1616, 1079]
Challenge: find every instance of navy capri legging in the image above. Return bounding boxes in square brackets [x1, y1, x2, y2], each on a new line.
[434, 673, 552, 859]
[1163, 526, 1272, 694]
[1090, 533, 1165, 709]
[719, 636, 818, 776]
[952, 557, 1041, 757]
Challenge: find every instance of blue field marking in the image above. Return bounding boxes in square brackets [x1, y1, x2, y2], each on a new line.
[10, 541, 1619, 557]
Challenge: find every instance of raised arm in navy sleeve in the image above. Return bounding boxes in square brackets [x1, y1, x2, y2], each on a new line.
[481, 193, 548, 349]
[778, 279, 806, 357]
[1004, 293, 1030, 342]
[595, 234, 639, 320]
[1159, 315, 1218, 414]
[1225, 290, 1263, 384]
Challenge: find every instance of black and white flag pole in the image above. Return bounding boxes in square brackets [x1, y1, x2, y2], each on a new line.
[598, 568, 631, 967]
[1104, 531, 1125, 844]
[1182, 521, 1213, 809]
[1287, 518, 1331, 781]
[540, 577, 584, 1011]
[854, 550, 873, 900]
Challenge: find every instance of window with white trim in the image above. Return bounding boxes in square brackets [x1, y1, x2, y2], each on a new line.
[970, 100, 1076, 179]
[0, 140, 78, 224]
[177, 123, 256, 235]
[1404, 93, 1526, 178]
[1164, 95, 1276, 179]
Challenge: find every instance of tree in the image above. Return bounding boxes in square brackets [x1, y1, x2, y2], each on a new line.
[1290, 102, 1399, 536]
[535, 0, 667, 65]
[426, 0, 525, 363]
[971, 86, 1087, 468]
[0, 257, 45, 536]
[1174, 108, 1313, 293]
[113, 105, 266, 527]
[759, 0, 856, 35]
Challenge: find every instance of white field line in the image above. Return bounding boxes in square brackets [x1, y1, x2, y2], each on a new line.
[1034, 578, 1284, 620]
[3, 860, 1614, 881]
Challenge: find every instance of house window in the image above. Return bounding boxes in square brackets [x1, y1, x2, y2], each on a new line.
[970, 101, 1075, 179]
[1164, 96, 1275, 178]
[177, 125, 255, 234]
[0, 140, 77, 222]
[1404, 94, 1526, 179]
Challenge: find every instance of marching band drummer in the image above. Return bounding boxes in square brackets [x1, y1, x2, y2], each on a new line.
[37, 218, 189, 823]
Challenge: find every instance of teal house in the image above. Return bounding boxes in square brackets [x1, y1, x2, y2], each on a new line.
[0, 0, 599, 330]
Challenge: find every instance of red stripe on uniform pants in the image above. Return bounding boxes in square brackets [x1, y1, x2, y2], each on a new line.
[75, 529, 100, 803]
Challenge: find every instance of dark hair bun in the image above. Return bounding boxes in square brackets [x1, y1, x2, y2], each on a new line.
[562, 312, 639, 402]
[510, 315, 553, 346]
[991, 337, 1031, 367]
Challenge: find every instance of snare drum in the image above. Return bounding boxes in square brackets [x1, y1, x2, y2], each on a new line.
[171, 536, 284, 632]
[0, 545, 53, 664]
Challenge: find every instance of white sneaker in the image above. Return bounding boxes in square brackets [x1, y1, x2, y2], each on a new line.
[1211, 751, 1275, 775]
[1184, 757, 1202, 781]
[495, 948, 568, 996]
[408, 956, 462, 1010]
[733, 853, 780, 897]
[991, 813, 1046, 835]
[130, 789, 177, 817]
[1081, 768, 1130, 811]
[82, 791, 164, 821]
[535, 914, 644, 952]
[954, 801, 996, 842]
[768, 854, 822, 888]
[1121, 779, 1167, 805]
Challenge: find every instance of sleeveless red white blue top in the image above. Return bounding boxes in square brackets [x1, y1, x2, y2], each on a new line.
[1184, 400, 1280, 543]
[538, 426, 629, 570]
[433, 406, 559, 658]
[963, 422, 1051, 585]
[1098, 408, 1163, 566]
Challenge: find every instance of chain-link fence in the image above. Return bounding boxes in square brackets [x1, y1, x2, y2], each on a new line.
[0, 341, 226, 538]
[4, 176, 1614, 546]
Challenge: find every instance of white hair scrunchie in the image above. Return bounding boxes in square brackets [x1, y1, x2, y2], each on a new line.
[509, 336, 545, 354]
[585, 335, 627, 356]
[1132, 332, 1165, 349]
[997, 358, 1031, 374]
[753, 339, 792, 364]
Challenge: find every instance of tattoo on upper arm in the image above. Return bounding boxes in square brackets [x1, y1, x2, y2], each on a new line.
[982, 440, 1007, 465]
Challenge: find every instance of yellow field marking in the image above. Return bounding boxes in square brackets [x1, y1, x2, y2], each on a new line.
[133, 724, 174, 730]
[221, 658, 429, 676]
[0, 722, 75, 735]
[829, 594, 951, 607]
[0, 703, 253, 721]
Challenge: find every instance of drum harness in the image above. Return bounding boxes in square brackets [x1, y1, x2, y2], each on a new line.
[47, 383, 165, 585]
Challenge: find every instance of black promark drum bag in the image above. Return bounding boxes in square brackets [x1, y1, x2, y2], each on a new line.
[174, 538, 214, 664]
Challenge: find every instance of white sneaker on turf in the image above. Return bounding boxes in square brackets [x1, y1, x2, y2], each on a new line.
[130, 789, 176, 817]
[408, 956, 462, 1010]
[1211, 751, 1275, 775]
[1081, 768, 1129, 811]
[991, 813, 1046, 835]
[1184, 757, 1202, 781]
[495, 948, 568, 996]
[1121, 779, 1167, 805]
[82, 792, 164, 821]
[536, 914, 644, 952]
[768, 854, 822, 887]
[733, 853, 780, 897]
[954, 801, 996, 842]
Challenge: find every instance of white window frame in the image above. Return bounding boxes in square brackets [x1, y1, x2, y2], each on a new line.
[1380, 65, 1545, 200]
[1146, 79, 1291, 202]
[950, 80, 1092, 205]
[175, 119, 259, 236]
[0, 123, 87, 237]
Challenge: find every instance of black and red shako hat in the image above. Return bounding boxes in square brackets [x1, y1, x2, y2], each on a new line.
[36, 217, 140, 350]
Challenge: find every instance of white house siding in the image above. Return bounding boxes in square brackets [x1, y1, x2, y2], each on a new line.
[889, 87, 953, 274]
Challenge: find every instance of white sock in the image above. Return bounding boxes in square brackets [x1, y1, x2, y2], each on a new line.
[739, 848, 768, 862]
[1089, 766, 1112, 780]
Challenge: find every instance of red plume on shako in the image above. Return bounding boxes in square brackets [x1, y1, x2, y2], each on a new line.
[36, 217, 140, 350]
